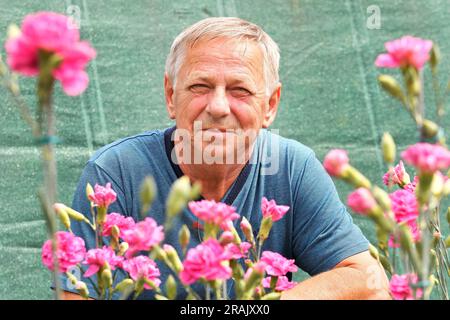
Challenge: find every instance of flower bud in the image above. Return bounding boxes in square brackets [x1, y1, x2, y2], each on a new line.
[376, 225, 389, 250]
[65, 206, 88, 222]
[416, 173, 434, 206]
[155, 294, 169, 300]
[447, 207, 450, 226]
[166, 176, 192, 219]
[101, 268, 113, 288]
[219, 231, 235, 246]
[53, 203, 71, 230]
[118, 242, 129, 256]
[139, 176, 157, 217]
[66, 271, 78, 286]
[165, 275, 177, 300]
[347, 188, 377, 216]
[111, 225, 120, 239]
[431, 172, 445, 197]
[190, 181, 202, 200]
[7, 24, 21, 40]
[75, 281, 90, 299]
[430, 44, 440, 72]
[422, 119, 439, 139]
[243, 266, 265, 297]
[323, 149, 350, 177]
[114, 278, 134, 293]
[178, 225, 190, 252]
[86, 183, 94, 202]
[399, 224, 414, 253]
[258, 216, 273, 242]
[226, 222, 242, 244]
[342, 166, 371, 189]
[368, 243, 379, 261]
[164, 244, 183, 273]
[381, 133, 396, 164]
[377, 75, 405, 102]
[379, 255, 393, 274]
[372, 186, 392, 212]
[240, 217, 255, 244]
[152, 244, 167, 261]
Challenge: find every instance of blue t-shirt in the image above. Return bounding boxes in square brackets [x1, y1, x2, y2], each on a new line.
[60, 126, 369, 299]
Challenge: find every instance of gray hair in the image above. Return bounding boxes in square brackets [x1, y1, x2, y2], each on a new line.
[165, 17, 280, 95]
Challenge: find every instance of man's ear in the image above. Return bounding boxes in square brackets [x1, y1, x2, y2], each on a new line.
[262, 82, 282, 128]
[164, 73, 176, 119]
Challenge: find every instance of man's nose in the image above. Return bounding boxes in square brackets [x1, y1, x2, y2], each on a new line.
[205, 87, 230, 119]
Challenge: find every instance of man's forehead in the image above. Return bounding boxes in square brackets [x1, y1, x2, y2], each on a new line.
[182, 38, 264, 83]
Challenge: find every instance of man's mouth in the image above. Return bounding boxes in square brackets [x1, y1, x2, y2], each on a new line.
[202, 128, 235, 133]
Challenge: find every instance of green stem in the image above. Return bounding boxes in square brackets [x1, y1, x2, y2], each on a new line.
[38, 189, 61, 300]
[205, 282, 210, 300]
[431, 66, 445, 126]
[214, 282, 221, 300]
[222, 279, 228, 300]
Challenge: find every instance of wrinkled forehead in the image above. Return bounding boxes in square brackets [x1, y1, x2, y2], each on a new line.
[180, 37, 265, 81]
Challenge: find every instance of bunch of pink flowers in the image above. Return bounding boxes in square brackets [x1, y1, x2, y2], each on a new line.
[41, 179, 297, 300]
[323, 34, 450, 300]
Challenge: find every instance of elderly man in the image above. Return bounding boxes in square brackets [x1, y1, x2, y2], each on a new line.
[61, 17, 390, 300]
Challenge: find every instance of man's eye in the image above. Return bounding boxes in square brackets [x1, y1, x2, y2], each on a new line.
[189, 84, 210, 93]
[230, 87, 252, 96]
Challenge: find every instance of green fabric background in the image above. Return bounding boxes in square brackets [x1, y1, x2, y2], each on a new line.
[0, 0, 449, 299]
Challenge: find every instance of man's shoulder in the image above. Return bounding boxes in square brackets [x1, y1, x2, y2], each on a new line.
[88, 128, 167, 167]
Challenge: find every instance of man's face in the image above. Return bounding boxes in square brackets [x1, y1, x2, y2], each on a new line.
[165, 37, 280, 164]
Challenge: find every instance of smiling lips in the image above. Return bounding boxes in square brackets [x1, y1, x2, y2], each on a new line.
[202, 128, 236, 134]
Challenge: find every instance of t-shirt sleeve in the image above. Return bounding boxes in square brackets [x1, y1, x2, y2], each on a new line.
[58, 160, 128, 299]
[291, 151, 369, 276]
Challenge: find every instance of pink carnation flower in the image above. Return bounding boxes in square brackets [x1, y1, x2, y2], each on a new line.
[88, 182, 117, 208]
[5, 12, 96, 95]
[388, 220, 421, 248]
[83, 246, 123, 277]
[102, 212, 135, 238]
[121, 217, 164, 258]
[404, 176, 419, 193]
[262, 276, 298, 291]
[179, 238, 232, 285]
[375, 36, 433, 70]
[347, 188, 377, 215]
[218, 231, 235, 245]
[260, 251, 298, 277]
[244, 261, 268, 282]
[389, 273, 423, 300]
[383, 161, 410, 187]
[122, 256, 161, 290]
[188, 200, 240, 230]
[401, 143, 450, 174]
[41, 231, 86, 272]
[224, 242, 252, 260]
[389, 189, 419, 223]
[323, 149, 349, 177]
[261, 197, 290, 222]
